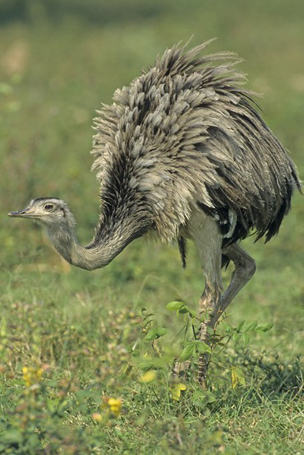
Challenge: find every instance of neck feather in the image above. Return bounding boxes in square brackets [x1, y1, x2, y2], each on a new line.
[46, 220, 143, 271]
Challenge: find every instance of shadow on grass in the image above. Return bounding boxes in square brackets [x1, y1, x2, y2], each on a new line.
[234, 348, 303, 398]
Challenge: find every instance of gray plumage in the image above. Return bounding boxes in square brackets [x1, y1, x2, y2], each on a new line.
[9, 41, 301, 385]
[91, 40, 300, 258]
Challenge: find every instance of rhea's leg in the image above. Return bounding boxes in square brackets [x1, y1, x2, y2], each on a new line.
[198, 278, 222, 387]
[219, 243, 256, 318]
[196, 243, 256, 385]
[190, 213, 223, 387]
[197, 243, 256, 385]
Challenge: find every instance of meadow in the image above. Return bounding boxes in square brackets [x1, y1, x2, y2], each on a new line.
[0, 1, 303, 453]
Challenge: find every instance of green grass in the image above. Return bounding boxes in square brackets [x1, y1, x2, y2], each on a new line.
[0, 1, 303, 453]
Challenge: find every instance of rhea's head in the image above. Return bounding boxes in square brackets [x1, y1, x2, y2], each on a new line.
[8, 198, 76, 229]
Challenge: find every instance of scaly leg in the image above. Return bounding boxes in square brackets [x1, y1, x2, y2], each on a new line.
[181, 209, 257, 387]
[189, 212, 223, 387]
[197, 243, 256, 386]
[198, 280, 221, 387]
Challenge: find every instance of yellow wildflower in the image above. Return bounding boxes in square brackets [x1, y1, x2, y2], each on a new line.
[92, 412, 103, 422]
[102, 397, 122, 417]
[22, 365, 44, 387]
[107, 398, 122, 416]
[139, 370, 157, 383]
[171, 383, 187, 401]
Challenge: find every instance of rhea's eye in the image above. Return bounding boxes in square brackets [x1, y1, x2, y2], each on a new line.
[44, 204, 54, 211]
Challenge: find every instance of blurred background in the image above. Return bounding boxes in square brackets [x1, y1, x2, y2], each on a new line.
[0, 0, 303, 319]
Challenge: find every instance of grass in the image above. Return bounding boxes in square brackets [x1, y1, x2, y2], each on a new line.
[0, 0, 303, 453]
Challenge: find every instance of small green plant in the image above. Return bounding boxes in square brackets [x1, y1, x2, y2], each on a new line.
[132, 300, 274, 399]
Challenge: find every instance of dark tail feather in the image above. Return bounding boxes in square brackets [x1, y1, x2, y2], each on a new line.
[178, 236, 187, 269]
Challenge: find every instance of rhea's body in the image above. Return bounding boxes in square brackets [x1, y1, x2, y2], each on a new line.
[9, 41, 301, 385]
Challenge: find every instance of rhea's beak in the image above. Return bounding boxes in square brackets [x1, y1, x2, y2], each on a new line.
[8, 207, 33, 218]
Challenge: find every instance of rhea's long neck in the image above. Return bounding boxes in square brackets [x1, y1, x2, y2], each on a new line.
[46, 222, 131, 271]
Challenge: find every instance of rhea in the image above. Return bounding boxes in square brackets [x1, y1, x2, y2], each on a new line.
[9, 41, 301, 386]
